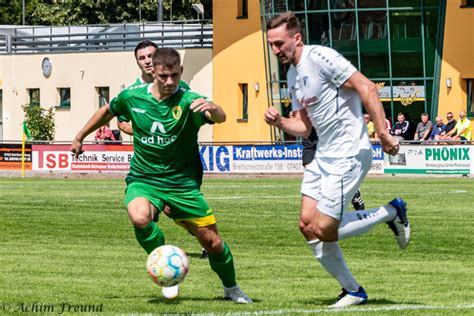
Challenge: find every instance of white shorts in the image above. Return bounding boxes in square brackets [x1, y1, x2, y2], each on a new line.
[301, 149, 372, 220]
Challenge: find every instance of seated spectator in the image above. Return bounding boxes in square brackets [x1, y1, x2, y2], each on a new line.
[364, 113, 376, 139]
[390, 113, 412, 141]
[430, 116, 446, 141]
[95, 124, 116, 143]
[414, 113, 433, 141]
[439, 112, 457, 141]
[451, 110, 471, 142]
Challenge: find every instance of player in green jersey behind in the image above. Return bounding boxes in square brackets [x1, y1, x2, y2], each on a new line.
[71, 47, 252, 304]
[117, 40, 191, 136]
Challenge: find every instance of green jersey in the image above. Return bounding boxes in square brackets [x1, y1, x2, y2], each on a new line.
[128, 77, 190, 90]
[118, 78, 190, 122]
[110, 84, 211, 189]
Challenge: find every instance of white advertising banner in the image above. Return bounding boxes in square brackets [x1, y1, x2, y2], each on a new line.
[384, 145, 472, 174]
[30, 144, 385, 174]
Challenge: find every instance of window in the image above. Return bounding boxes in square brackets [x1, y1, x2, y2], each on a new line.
[467, 80, 474, 117]
[461, 0, 474, 8]
[237, 83, 248, 122]
[237, 0, 248, 19]
[27, 88, 40, 106]
[58, 88, 71, 108]
[96, 87, 110, 108]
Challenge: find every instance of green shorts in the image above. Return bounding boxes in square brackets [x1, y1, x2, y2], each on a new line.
[124, 181, 217, 228]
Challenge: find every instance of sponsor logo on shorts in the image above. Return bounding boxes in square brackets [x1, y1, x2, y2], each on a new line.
[321, 194, 337, 210]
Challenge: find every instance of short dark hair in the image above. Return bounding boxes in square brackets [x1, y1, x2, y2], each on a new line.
[267, 11, 301, 36]
[134, 40, 158, 59]
[152, 47, 181, 68]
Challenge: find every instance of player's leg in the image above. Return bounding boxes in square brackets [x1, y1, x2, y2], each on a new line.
[186, 223, 252, 304]
[169, 189, 251, 304]
[300, 162, 365, 307]
[313, 150, 409, 247]
[125, 182, 166, 254]
[162, 202, 208, 259]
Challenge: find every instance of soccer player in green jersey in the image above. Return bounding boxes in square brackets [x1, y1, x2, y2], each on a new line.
[118, 40, 209, 260]
[71, 47, 252, 304]
[117, 40, 191, 136]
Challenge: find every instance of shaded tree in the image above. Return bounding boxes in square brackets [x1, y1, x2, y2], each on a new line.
[0, 0, 212, 26]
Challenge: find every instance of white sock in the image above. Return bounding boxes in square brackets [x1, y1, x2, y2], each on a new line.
[308, 239, 359, 292]
[338, 205, 397, 240]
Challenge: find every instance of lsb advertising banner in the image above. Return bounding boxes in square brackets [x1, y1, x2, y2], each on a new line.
[32, 144, 133, 171]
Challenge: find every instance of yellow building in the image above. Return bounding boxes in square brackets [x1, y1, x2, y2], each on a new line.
[1, 1, 473, 143]
[213, 0, 474, 142]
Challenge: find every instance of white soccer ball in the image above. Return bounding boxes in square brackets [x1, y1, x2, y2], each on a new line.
[146, 245, 189, 287]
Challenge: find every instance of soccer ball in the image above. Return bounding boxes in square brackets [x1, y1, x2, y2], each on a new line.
[146, 245, 189, 287]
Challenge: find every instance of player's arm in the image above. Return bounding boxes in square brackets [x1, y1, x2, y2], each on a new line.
[117, 120, 133, 136]
[71, 104, 115, 158]
[190, 98, 226, 123]
[343, 71, 399, 155]
[264, 106, 312, 138]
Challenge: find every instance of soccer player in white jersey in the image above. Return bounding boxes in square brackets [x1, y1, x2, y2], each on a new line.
[264, 12, 411, 308]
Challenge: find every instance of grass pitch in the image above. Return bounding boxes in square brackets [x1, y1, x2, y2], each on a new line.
[1, 175, 474, 315]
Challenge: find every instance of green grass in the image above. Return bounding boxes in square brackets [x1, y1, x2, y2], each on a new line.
[1, 176, 474, 315]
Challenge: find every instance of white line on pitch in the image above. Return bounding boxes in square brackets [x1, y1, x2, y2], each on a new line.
[191, 303, 474, 315]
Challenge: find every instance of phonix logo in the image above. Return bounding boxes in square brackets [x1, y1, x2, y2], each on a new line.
[425, 147, 470, 161]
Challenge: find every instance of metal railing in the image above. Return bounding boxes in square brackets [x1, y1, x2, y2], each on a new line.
[0, 20, 212, 54]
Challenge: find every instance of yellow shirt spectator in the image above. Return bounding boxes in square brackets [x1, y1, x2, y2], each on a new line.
[367, 121, 375, 138]
[364, 114, 376, 139]
[454, 117, 471, 140]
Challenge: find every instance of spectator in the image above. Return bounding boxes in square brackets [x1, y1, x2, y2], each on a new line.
[451, 110, 472, 142]
[430, 116, 446, 141]
[390, 113, 411, 141]
[414, 113, 433, 141]
[364, 113, 376, 139]
[94, 124, 116, 143]
[439, 112, 457, 141]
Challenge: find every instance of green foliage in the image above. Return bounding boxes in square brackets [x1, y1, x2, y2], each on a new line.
[1, 176, 473, 314]
[22, 104, 55, 141]
[1, 0, 212, 26]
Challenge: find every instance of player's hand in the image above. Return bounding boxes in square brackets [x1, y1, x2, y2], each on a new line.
[379, 133, 400, 156]
[264, 106, 281, 126]
[190, 98, 214, 113]
[70, 139, 84, 158]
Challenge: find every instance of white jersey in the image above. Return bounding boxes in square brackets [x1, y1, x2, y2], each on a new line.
[288, 45, 371, 158]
